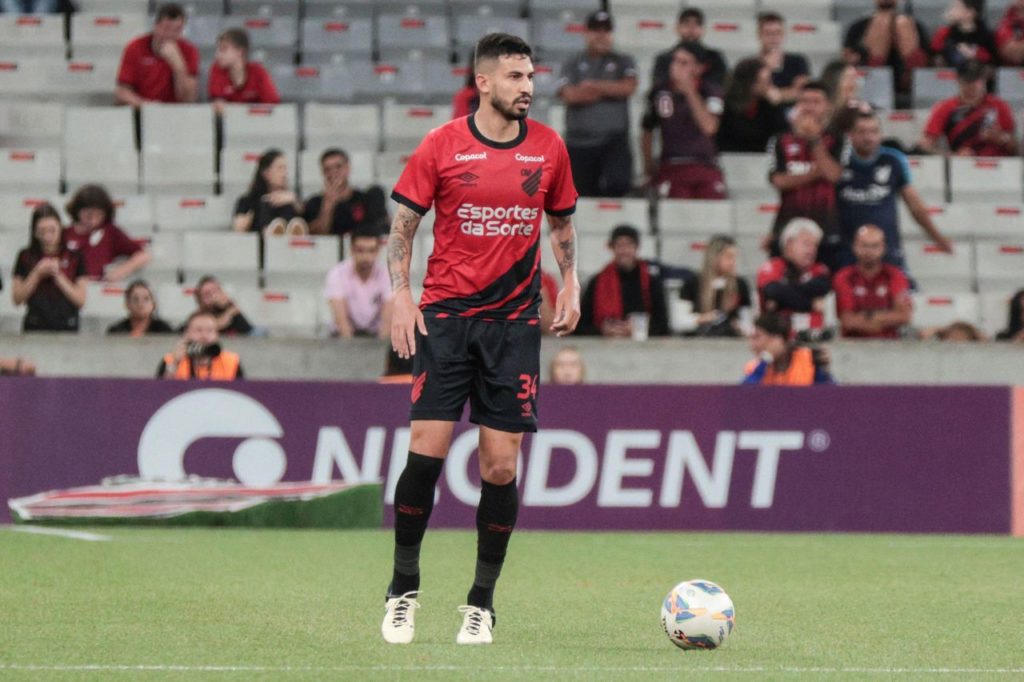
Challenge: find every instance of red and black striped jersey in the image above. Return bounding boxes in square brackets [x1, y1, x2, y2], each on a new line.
[392, 115, 577, 321]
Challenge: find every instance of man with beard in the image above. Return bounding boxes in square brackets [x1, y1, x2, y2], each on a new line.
[832, 224, 913, 339]
[382, 33, 581, 646]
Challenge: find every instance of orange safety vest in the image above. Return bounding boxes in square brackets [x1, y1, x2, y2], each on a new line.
[163, 351, 241, 381]
[744, 347, 816, 386]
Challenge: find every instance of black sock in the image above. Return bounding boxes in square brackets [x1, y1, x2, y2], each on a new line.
[390, 452, 444, 596]
[467, 478, 519, 611]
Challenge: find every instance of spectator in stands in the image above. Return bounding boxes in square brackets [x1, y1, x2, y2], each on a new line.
[579, 224, 669, 338]
[12, 203, 87, 333]
[324, 226, 392, 339]
[842, 0, 929, 94]
[642, 44, 726, 199]
[207, 28, 281, 112]
[924, 320, 986, 341]
[64, 184, 151, 282]
[304, 149, 388, 238]
[931, 0, 996, 67]
[917, 60, 1016, 157]
[549, 346, 586, 385]
[832, 225, 913, 339]
[821, 60, 872, 138]
[106, 280, 174, 336]
[451, 52, 479, 119]
[757, 218, 831, 332]
[996, 290, 1024, 341]
[680, 235, 752, 338]
[0, 355, 35, 376]
[766, 81, 844, 267]
[996, 0, 1024, 65]
[232, 149, 307, 236]
[193, 275, 253, 336]
[115, 3, 199, 107]
[157, 311, 243, 380]
[652, 8, 727, 88]
[838, 111, 953, 270]
[716, 57, 788, 154]
[757, 12, 810, 104]
[742, 312, 834, 385]
[557, 11, 638, 197]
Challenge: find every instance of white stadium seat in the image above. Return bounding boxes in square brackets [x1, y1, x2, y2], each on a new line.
[911, 292, 980, 329]
[897, 202, 973, 239]
[182, 232, 261, 287]
[0, 14, 65, 59]
[44, 58, 120, 106]
[912, 68, 958, 108]
[80, 281, 131, 333]
[612, 13, 677, 54]
[376, 13, 450, 61]
[303, 103, 381, 153]
[138, 233, 183, 285]
[905, 155, 947, 203]
[658, 200, 733, 235]
[0, 148, 61, 194]
[70, 13, 149, 60]
[903, 239, 975, 293]
[64, 106, 139, 195]
[141, 104, 216, 195]
[949, 156, 1023, 204]
[859, 67, 894, 111]
[733, 200, 779, 237]
[979, 290, 1016, 336]
[154, 195, 233, 232]
[968, 203, 1024, 238]
[0, 194, 55, 232]
[300, 17, 373, 60]
[975, 240, 1024, 286]
[0, 101, 63, 149]
[233, 288, 318, 337]
[381, 103, 453, 152]
[263, 234, 342, 290]
[881, 110, 929, 150]
[720, 153, 773, 201]
[230, 0, 301, 19]
[573, 198, 650, 237]
[221, 103, 299, 152]
[703, 19, 756, 51]
[109, 194, 155, 234]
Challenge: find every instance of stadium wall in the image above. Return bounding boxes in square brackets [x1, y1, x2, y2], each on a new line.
[2, 379, 1023, 535]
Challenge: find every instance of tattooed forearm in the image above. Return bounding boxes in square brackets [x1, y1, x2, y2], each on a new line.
[388, 205, 421, 292]
[548, 214, 578, 280]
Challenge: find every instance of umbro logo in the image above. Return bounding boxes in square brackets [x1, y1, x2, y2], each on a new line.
[521, 167, 542, 197]
[457, 171, 479, 186]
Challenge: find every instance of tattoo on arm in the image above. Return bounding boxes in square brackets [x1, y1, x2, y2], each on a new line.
[388, 205, 421, 292]
[549, 214, 578, 279]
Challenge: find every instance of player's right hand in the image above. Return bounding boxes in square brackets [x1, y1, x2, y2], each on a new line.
[392, 291, 427, 359]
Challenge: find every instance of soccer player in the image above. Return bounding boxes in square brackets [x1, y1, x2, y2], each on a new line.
[381, 33, 581, 646]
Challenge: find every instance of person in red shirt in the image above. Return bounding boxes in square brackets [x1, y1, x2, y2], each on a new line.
[918, 59, 1016, 157]
[63, 184, 151, 281]
[382, 33, 580, 646]
[757, 217, 831, 332]
[996, 0, 1024, 65]
[207, 28, 281, 112]
[833, 224, 912, 339]
[115, 3, 199, 107]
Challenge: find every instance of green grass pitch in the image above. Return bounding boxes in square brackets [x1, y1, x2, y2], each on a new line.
[2, 528, 1023, 680]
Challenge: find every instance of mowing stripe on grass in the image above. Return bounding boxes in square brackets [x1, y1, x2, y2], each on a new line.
[1, 524, 111, 542]
[2, 664, 1024, 675]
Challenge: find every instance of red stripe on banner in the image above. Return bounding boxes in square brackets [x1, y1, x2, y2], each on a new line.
[792, 23, 817, 32]
[690, 242, 707, 252]
[975, 160, 1000, 169]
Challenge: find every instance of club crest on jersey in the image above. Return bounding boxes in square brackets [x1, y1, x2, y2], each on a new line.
[521, 167, 542, 197]
[874, 165, 892, 184]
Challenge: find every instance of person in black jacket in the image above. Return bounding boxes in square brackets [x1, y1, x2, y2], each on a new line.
[107, 280, 175, 336]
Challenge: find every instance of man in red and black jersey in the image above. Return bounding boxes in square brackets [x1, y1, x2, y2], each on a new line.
[381, 33, 580, 647]
[918, 59, 1016, 157]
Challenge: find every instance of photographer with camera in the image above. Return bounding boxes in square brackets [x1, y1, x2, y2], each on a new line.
[742, 312, 834, 386]
[156, 311, 243, 381]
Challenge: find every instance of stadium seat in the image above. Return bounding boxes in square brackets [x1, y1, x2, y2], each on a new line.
[139, 233, 184, 285]
[611, 13, 677, 56]
[272, 64, 335, 102]
[421, 60, 472, 104]
[303, 103, 381, 153]
[532, 16, 585, 63]
[44, 58, 120, 106]
[179, 0, 225, 15]
[77, 0, 149, 10]
[70, 13, 148, 61]
[574, 231, 657, 281]
[911, 292, 980, 329]
[300, 17, 372, 61]
[859, 67, 894, 112]
[996, 67, 1024, 106]
[0, 194, 54, 232]
[303, 0, 375, 19]
[453, 15, 530, 53]
[760, 0, 832, 21]
[0, 58, 48, 99]
[222, 103, 298, 152]
[574, 198, 650, 237]
[979, 290, 1015, 336]
[720, 153, 773, 201]
[377, 13, 451, 62]
[80, 281, 132, 333]
[975, 240, 1024, 287]
[220, 147, 296, 199]
[263, 234, 341, 290]
[786, 20, 841, 70]
[881, 109, 929, 150]
[703, 19, 756, 52]
[154, 195, 233, 232]
[449, 0, 521, 19]
[898, 201, 973, 240]
[532, 63, 560, 100]
[233, 287, 318, 336]
[381, 103, 453, 152]
[376, 150, 415, 193]
[141, 104, 216, 195]
[182, 15, 223, 50]
[299, 148, 375, 196]
[949, 156, 1023, 204]
[657, 235, 712, 272]
[967, 203, 1024, 238]
[0, 101, 63, 149]
[912, 68, 958, 109]
[0, 149, 61, 195]
[732, 200, 779, 238]
[525, 0, 599, 20]
[108, 194, 156, 234]
[0, 14, 65, 60]
[903, 239, 975, 293]
[835, 0, 875, 28]
[347, 60, 423, 103]
[905, 155, 947, 203]
[657, 200, 733, 235]
[228, 0, 300, 18]
[238, 15, 297, 52]
[64, 106, 139, 195]
[182, 232, 260, 287]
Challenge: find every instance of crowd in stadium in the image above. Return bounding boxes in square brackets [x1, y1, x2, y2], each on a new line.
[2, 0, 1024, 385]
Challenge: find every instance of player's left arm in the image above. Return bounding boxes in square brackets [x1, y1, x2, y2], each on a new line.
[388, 204, 427, 358]
[901, 184, 953, 253]
[547, 213, 581, 337]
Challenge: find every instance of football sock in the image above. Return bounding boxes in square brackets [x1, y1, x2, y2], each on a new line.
[390, 452, 444, 596]
[467, 478, 519, 612]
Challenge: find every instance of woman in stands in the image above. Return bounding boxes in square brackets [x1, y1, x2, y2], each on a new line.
[996, 290, 1024, 342]
[65, 184, 151, 282]
[821, 60, 870, 138]
[716, 57, 788, 153]
[232, 148, 307, 236]
[679, 234, 752, 338]
[107, 280, 174, 336]
[208, 28, 281, 113]
[931, 0, 997, 67]
[156, 310, 243, 381]
[11, 203, 87, 333]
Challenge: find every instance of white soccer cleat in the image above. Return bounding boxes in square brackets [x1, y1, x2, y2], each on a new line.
[381, 592, 420, 644]
[456, 605, 494, 645]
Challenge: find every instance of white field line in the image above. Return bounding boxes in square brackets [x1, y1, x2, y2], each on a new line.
[1, 524, 111, 542]
[2, 664, 1024, 675]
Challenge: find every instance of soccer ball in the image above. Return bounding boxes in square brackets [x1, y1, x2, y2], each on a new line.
[660, 579, 736, 650]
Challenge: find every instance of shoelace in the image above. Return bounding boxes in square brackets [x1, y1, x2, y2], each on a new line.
[458, 606, 486, 635]
[389, 595, 420, 627]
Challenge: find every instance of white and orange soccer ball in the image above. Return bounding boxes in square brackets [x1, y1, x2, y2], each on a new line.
[660, 579, 736, 650]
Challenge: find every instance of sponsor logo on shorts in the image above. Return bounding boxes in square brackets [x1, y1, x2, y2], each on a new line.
[457, 203, 538, 237]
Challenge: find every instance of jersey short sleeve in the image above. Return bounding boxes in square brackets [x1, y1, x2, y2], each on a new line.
[924, 99, 954, 139]
[109, 225, 143, 258]
[545, 138, 577, 216]
[116, 38, 142, 88]
[891, 149, 912, 190]
[391, 132, 438, 215]
[889, 266, 911, 302]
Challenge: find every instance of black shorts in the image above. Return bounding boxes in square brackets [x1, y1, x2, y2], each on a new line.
[410, 316, 541, 433]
